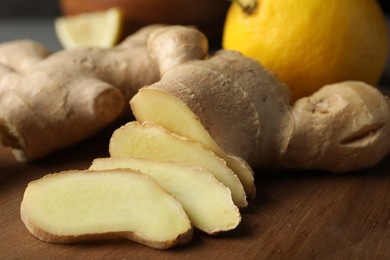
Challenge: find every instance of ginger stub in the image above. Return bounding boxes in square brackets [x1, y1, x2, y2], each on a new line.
[20, 169, 193, 249]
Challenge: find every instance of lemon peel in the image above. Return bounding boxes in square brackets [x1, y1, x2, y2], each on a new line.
[223, 0, 389, 100]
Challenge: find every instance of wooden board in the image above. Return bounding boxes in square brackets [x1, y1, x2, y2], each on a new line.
[1, 125, 390, 259]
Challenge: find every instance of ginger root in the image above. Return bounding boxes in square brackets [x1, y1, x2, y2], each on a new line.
[0, 25, 207, 162]
[131, 26, 390, 173]
[0, 26, 157, 162]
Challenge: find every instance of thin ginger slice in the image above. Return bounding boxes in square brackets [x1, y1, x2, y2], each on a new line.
[130, 88, 255, 198]
[20, 169, 192, 249]
[90, 157, 241, 234]
[109, 121, 248, 208]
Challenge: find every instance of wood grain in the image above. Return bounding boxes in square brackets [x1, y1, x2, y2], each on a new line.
[1, 125, 390, 259]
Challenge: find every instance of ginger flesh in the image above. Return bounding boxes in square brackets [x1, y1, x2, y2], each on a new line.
[109, 121, 248, 208]
[131, 88, 255, 197]
[90, 157, 241, 234]
[20, 169, 192, 249]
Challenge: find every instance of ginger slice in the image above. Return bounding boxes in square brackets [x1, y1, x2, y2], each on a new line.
[20, 169, 192, 249]
[90, 157, 241, 234]
[109, 121, 248, 208]
[130, 88, 255, 198]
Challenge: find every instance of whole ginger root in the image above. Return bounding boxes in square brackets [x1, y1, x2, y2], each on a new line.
[1, 24, 390, 173]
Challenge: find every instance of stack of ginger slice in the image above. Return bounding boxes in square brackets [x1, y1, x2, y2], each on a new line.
[21, 99, 256, 249]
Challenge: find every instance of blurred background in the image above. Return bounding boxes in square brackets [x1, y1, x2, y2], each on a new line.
[0, 0, 389, 18]
[0, 0, 60, 17]
[0, 0, 389, 84]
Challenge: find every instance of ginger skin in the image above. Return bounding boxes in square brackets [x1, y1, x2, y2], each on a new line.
[284, 81, 390, 172]
[133, 26, 390, 173]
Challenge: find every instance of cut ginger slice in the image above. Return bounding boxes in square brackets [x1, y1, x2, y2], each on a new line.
[130, 88, 256, 198]
[90, 157, 241, 234]
[20, 169, 192, 249]
[109, 121, 248, 208]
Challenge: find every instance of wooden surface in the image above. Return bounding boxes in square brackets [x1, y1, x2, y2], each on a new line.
[1, 124, 390, 259]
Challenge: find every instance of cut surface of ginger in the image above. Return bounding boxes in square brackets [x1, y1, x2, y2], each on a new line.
[109, 121, 247, 208]
[130, 88, 255, 198]
[90, 157, 241, 234]
[20, 169, 192, 249]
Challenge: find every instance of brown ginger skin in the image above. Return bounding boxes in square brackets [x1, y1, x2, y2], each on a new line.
[0, 25, 161, 162]
[284, 81, 390, 172]
[143, 26, 390, 172]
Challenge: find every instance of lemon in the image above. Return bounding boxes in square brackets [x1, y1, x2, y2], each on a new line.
[55, 8, 123, 49]
[223, 0, 389, 100]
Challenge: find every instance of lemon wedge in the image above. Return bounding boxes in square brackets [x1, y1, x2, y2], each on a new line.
[55, 8, 123, 49]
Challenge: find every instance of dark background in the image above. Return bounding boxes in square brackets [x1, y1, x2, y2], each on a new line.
[380, 0, 390, 14]
[0, 0, 60, 17]
[0, 0, 389, 17]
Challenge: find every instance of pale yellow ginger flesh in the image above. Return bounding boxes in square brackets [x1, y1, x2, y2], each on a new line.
[131, 88, 255, 198]
[109, 121, 247, 208]
[20, 169, 192, 249]
[90, 157, 241, 234]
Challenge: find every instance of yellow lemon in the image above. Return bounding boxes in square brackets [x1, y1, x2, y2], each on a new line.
[55, 7, 123, 49]
[223, 0, 389, 100]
